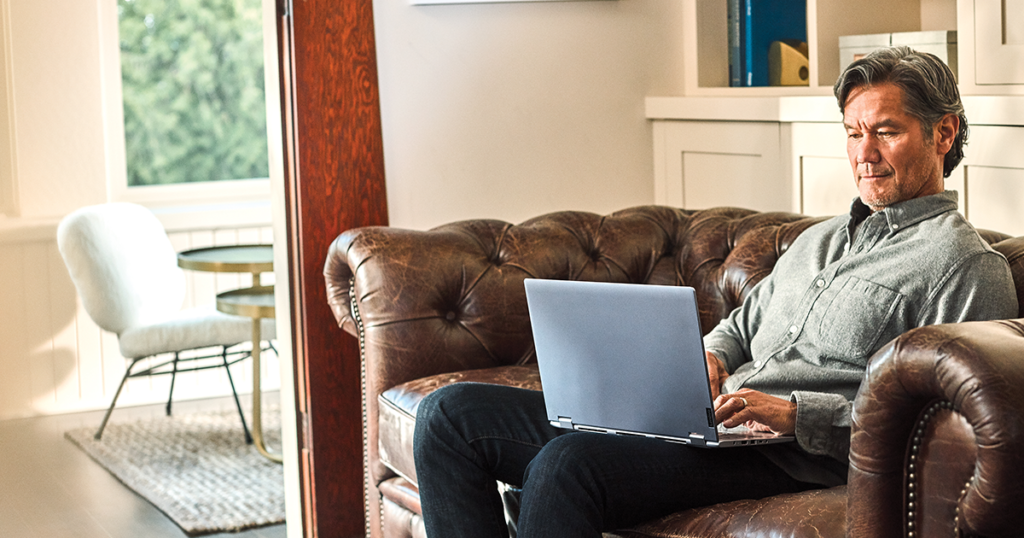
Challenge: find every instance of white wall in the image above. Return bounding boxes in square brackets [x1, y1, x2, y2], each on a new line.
[374, 0, 685, 230]
[0, 0, 108, 219]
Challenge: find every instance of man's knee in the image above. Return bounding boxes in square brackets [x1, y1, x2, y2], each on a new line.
[416, 384, 463, 444]
[523, 434, 601, 490]
[415, 383, 495, 451]
[417, 383, 484, 428]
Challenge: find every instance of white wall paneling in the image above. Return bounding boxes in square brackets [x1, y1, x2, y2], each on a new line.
[0, 224, 278, 421]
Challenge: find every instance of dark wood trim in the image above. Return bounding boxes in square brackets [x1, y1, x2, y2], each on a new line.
[276, 0, 389, 536]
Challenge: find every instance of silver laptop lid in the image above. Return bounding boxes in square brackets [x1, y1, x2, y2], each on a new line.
[524, 279, 719, 444]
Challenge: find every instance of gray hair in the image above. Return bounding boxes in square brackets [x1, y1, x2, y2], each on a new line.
[833, 46, 967, 178]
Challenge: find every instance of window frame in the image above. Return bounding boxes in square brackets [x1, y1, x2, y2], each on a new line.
[98, 0, 272, 229]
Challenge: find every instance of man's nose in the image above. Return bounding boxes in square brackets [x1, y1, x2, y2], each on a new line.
[855, 136, 881, 164]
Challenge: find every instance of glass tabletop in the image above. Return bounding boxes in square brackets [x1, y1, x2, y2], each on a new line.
[177, 244, 273, 273]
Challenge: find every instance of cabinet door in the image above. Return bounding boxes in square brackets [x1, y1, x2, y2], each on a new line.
[974, 0, 1024, 85]
[791, 123, 855, 217]
[652, 121, 789, 211]
[961, 125, 1024, 235]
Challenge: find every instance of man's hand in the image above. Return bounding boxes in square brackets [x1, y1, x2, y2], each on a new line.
[713, 389, 797, 436]
[706, 352, 729, 401]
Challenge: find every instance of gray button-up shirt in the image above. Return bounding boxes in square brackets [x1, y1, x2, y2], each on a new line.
[704, 191, 1018, 486]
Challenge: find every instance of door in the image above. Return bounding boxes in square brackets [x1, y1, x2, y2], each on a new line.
[276, 1, 389, 536]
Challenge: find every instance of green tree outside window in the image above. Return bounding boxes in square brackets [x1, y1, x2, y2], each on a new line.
[118, 0, 269, 186]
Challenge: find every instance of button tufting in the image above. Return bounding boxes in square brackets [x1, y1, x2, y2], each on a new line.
[445, 312, 457, 322]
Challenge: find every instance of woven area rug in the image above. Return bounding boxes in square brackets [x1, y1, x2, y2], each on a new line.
[65, 406, 285, 535]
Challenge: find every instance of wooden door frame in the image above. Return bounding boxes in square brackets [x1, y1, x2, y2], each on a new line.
[276, 1, 388, 536]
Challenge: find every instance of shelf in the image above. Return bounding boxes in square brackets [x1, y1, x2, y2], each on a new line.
[684, 0, 957, 96]
[646, 96, 839, 123]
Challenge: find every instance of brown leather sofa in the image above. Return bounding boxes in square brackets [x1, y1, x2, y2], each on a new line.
[323, 206, 1024, 538]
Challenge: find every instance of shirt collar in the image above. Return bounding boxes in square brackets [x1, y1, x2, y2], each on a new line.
[848, 190, 959, 231]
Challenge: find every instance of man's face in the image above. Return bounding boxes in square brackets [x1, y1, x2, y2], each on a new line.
[843, 83, 955, 211]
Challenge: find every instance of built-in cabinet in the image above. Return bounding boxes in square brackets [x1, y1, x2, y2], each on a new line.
[652, 120, 789, 212]
[652, 0, 1024, 235]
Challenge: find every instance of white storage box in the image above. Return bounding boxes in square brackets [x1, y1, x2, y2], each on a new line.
[840, 31, 957, 77]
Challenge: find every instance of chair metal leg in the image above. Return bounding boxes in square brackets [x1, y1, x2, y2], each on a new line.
[222, 346, 253, 444]
[166, 352, 179, 416]
[95, 358, 142, 440]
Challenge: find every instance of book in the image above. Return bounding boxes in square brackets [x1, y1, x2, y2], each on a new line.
[739, 0, 807, 87]
[728, 0, 743, 87]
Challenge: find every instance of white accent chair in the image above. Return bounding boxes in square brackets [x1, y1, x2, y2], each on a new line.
[57, 202, 275, 440]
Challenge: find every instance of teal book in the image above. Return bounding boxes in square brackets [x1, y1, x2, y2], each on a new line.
[742, 0, 807, 87]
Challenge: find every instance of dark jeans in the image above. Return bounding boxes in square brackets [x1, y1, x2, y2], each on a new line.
[414, 383, 821, 538]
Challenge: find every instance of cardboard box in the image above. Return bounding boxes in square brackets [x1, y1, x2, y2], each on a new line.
[839, 30, 957, 77]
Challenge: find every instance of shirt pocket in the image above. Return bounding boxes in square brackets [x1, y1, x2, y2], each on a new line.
[817, 276, 903, 361]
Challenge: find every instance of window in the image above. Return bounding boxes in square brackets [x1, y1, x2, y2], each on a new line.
[117, 0, 268, 187]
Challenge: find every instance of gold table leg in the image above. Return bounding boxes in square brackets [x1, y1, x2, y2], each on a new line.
[251, 317, 283, 463]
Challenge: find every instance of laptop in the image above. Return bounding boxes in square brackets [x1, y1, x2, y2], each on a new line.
[523, 279, 794, 448]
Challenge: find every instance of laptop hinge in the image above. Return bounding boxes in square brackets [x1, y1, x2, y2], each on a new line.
[553, 416, 574, 429]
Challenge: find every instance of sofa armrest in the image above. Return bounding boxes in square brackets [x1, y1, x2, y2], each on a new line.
[848, 319, 1024, 538]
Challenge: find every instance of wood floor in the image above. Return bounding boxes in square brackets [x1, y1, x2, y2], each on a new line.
[0, 394, 288, 538]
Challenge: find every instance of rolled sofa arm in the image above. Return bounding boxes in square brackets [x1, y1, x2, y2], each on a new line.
[848, 319, 1024, 538]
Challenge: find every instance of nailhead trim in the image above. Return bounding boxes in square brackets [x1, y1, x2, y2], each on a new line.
[906, 400, 966, 538]
[350, 276, 376, 538]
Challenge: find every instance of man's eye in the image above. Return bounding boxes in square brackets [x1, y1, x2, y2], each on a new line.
[847, 132, 862, 140]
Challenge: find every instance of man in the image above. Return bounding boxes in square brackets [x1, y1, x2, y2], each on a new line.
[413, 46, 1018, 537]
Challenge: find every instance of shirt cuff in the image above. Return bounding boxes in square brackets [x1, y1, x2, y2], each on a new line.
[791, 391, 852, 459]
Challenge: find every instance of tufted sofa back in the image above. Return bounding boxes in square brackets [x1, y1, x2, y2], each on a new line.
[328, 207, 824, 379]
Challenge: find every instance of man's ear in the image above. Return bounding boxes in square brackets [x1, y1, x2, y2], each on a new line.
[934, 114, 958, 155]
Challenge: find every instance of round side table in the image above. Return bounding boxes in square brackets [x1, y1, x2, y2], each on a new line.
[217, 285, 281, 463]
[177, 244, 281, 463]
[177, 244, 274, 285]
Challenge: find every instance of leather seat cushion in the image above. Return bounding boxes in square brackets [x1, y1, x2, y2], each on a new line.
[377, 364, 542, 483]
[612, 485, 847, 538]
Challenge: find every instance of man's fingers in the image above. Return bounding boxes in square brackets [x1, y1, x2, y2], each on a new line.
[713, 395, 747, 424]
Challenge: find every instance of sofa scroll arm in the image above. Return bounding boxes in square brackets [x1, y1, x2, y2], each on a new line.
[324, 231, 362, 337]
[848, 319, 1024, 538]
